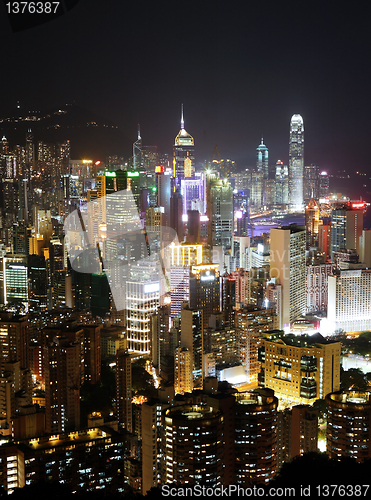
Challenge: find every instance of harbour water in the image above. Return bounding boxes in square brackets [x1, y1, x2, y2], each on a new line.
[251, 212, 305, 237]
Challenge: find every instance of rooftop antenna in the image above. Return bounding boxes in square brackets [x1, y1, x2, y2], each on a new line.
[181, 103, 184, 129]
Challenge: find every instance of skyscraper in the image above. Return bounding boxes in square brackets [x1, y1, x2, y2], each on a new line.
[326, 391, 371, 462]
[173, 105, 195, 188]
[256, 138, 269, 180]
[289, 114, 304, 208]
[270, 225, 306, 326]
[305, 198, 319, 249]
[330, 202, 364, 260]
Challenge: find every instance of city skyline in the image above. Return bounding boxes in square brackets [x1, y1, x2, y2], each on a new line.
[0, 1, 370, 176]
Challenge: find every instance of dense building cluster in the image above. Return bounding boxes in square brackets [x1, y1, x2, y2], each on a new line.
[0, 110, 370, 494]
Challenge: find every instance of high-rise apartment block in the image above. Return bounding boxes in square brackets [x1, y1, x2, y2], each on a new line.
[162, 405, 224, 486]
[116, 349, 132, 433]
[328, 268, 371, 333]
[326, 391, 371, 462]
[234, 389, 278, 485]
[270, 225, 306, 326]
[277, 405, 318, 469]
[306, 263, 333, 314]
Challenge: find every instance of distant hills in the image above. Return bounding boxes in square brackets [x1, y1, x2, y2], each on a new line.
[0, 103, 133, 161]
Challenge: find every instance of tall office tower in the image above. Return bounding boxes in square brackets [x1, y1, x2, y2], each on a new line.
[187, 209, 200, 243]
[180, 178, 206, 216]
[190, 264, 220, 330]
[305, 198, 319, 249]
[0, 313, 29, 371]
[174, 347, 193, 394]
[318, 221, 331, 261]
[157, 172, 171, 228]
[173, 105, 195, 188]
[249, 170, 264, 209]
[142, 399, 170, 494]
[145, 206, 162, 256]
[0, 255, 28, 312]
[256, 138, 269, 206]
[82, 325, 101, 384]
[142, 145, 158, 174]
[265, 280, 283, 329]
[221, 272, 235, 326]
[170, 189, 184, 241]
[116, 349, 132, 433]
[232, 236, 250, 270]
[170, 266, 190, 318]
[1, 136, 9, 155]
[234, 389, 278, 485]
[208, 178, 233, 248]
[168, 242, 203, 267]
[49, 236, 68, 309]
[277, 405, 318, 470]
[256, 138, 269, 179]
[235, 306, 278, 384]
[328, 268, 371, 333]
[318, 171, 330, 202]
[151, 304, 172, 371]
[17, 179, 28, 225]
[275, 161, 289, 206]
[270, 225, 306, 326]
[25, 129, 34, 174]
[133, 125, 142, 170]
[306, 263, 333, 314]
[28, 255, 47, 312]
[126, 278, 160, 355]
[162, 405, 224, 486]
[330, 203, 363, 260]
[289, 114, 304, 208]
[43, 338, 80, 434]
[13, 225, 28, 254]
[303, 164, 319, 202]
[327, 391, 371, 462]
[359, 229, 371, 268]
[259, 332, 341, 404]
[180, 306, 203, 388]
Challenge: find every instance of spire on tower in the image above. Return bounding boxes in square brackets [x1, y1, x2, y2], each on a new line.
[181, 104, 184, 129]
[137, 124, 141, 140]
[261, 137, 264, 144]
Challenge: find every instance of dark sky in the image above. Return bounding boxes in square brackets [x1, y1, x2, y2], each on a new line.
[1, 0, 370, 172]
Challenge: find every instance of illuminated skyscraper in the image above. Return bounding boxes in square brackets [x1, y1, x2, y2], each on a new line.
[319, 171, 330, 202]
[303, 164, 319, 202]
[289, 114, 304, 208]
[190, 264, 220, 330]
[180, 305, 203, 388]
[330, 202, 364, 260]
[173, 105, 195, 188]
[234, 389, 278, 485]
[305, 198, 319, 249]
[275, 161, 289, 205]
[256, 138, 269, 179]
[270, 225, 306, 326]
[162, 405, 224, 486]
[133, 125, 142, 170]
[116, 349, 132, 433]
[327, 391, 371, 462]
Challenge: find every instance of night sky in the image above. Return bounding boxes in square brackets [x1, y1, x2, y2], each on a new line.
[1, 0, 370, 174]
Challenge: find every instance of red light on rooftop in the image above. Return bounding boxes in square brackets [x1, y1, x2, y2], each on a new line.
[351, 202, 366, 209]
